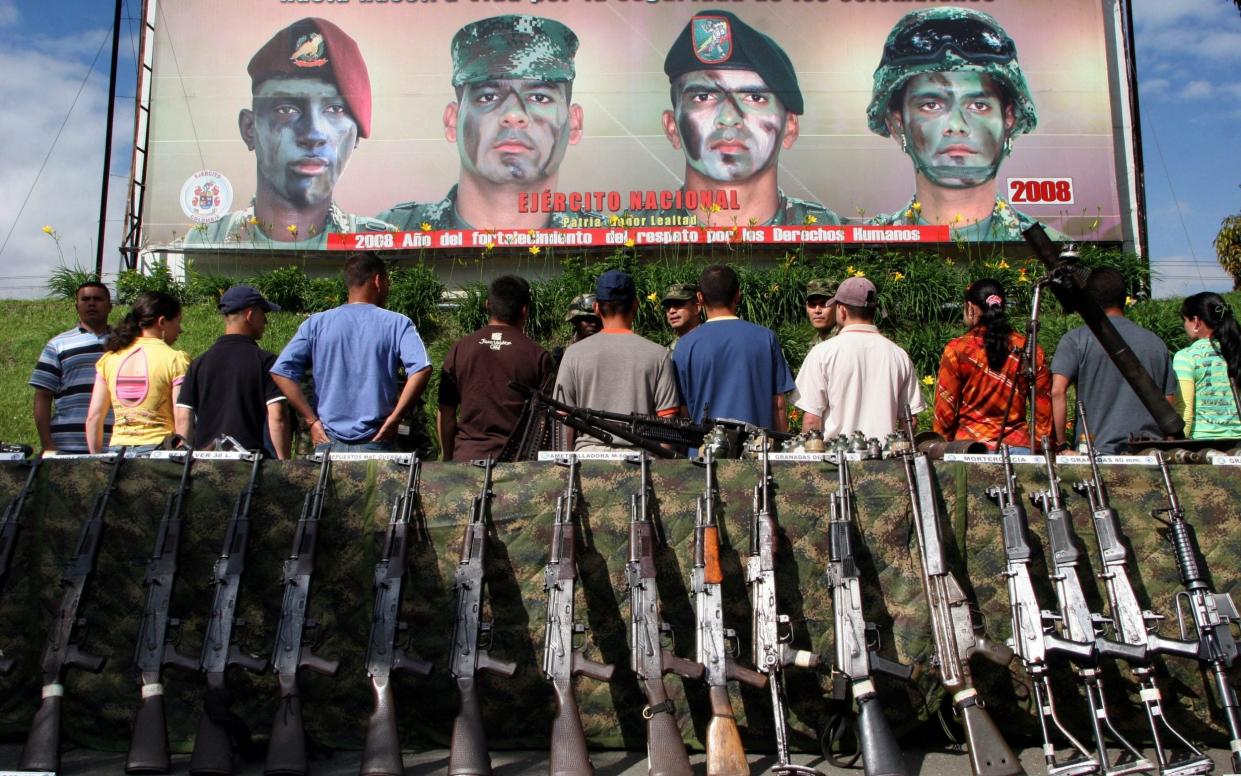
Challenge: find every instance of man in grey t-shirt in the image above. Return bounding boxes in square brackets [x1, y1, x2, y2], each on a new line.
[1050, 267, 1177, 453]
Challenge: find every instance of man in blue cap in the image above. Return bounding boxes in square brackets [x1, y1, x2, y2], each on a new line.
[175, 285, 290, 456]
[553, 270, 682, 452]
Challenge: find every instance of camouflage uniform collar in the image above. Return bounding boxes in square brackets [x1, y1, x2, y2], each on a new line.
[238, 198, 349, 235]
[888, 194, 1017, 229]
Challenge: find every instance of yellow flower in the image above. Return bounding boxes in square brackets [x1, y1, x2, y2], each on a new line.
[804, 214, 818, 225]
[1089, 217, 1101, 231]
[609, 214, 620, 226]
[1018, 269, 1029, 284]
[625, 238, 635, 248]
[529, 245, 541, 255]
[647, 292, 659, 303]
[953, 214, 962, 224]
[1125, 295, 1135, 307]
[770, 283, 781, 293]
[710, 203, 722, 213]
[846, 265, 855, 275]
[997, 259, 1010, 269]
[911, 201, 922, 213]
[286, 225, 298, 236]
[484, 241, 495, 251]
[527, 229, 537, 237]
[748, 218, 759, 226]
[420, 222, 432, 232]
[922, 375, 935, 386]
[41, 225, 54, 235]
[904, 209, 914, 220]
[851, 268, 866, 278]
[891, 271, 905, 281]
[247, 216, 259, 226]
[996, 200, 1008, 211]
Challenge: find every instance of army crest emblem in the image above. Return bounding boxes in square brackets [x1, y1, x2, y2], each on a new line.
[290, 32, 328, 69]
[179, 170, 233, 224]
[692, 16, 732, 64]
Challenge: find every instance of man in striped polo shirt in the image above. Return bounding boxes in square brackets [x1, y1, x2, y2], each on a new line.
[30, 281, 113, 453]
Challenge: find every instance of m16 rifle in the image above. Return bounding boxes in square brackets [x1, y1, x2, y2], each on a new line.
[693, 451, 766, 776]
[0, 456, 40, 675]
[126, 450, 200, 774]
[265, 452, 340, 776]
[627, 454, 705, 776]
[362, 456, 433, 776]
[20, 450, 125, 773]
[826, 453, 910, 776]
[987, 444, 1099, 776]
[897, 408, 1023, 776]
[1073, 406, 1213, 776]
[542, 455, 615, 776]
[1152, 454, 1241, 775]
[189, 452, 267, 776]
[449, 459, 518, 776]
[1031, 438, 1154, 776]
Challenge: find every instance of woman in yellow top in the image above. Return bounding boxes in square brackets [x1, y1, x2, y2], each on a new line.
[86, 291, 190, 453]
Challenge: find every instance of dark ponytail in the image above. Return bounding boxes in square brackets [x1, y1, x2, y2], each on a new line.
[966, 278, 1013, 372]
[107, 291, 182, 353]
[1182, 292, 1241, 388]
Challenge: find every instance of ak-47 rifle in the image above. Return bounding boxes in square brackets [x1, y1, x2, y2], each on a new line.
[987, 444, 1098, 776]
[543, 455, 615, 776]
[1152, 453, 1241, 775]
[1073, 406, 1213, 776]
[126, 450, 200, 774]
[20, 450, 125, 773]
[896, 408, 1023, 776]
[361, 456, 433, 776]
[627, 454, 705, 776]
[1031, 438, 1154, 776]
[826, 453, 910, 776]
[265, 452, 340, 776]
[0, 456, 40, 675]
[189, 452, 267, 776]
[693, 450, 766, 776]
[449, 459, 518, 776]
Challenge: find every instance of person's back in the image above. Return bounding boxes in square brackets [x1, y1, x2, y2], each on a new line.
[674, 318, 791, 428]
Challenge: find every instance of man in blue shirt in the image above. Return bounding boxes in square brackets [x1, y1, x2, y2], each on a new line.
[672, 264, 794, 432]
[30, 281, 112, 453]
[271, 252, 431, 451]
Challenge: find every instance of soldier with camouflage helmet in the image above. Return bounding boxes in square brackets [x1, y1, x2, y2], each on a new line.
[185, 17, 396, 249]
[379, 15, 598, 231]
[804, 278, 837, 342]
[661, 283, 702, 352]
[565, 293, 601, 343]
[866, 8, 1066, 241]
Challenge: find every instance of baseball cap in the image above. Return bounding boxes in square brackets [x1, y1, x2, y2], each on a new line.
[804, 278, 836, 302]
[595, 270, 637, 303]
[451, 15, 579, 87]
[219, 285, 281, 314]
[826, 277, 878, 308]
[661, 283, 699, 304]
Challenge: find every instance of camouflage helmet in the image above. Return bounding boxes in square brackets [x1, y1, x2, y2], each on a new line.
[564, 293, 598, 322]
[451, 15, 579, 87]
[866, 8, 1037, 138]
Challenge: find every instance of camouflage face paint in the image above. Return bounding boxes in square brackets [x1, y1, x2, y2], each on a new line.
[250, 78, 358, 209]
[456, 79, 573, 185]
[672, 70, 787, 183]
[896, 71, 1011, 189]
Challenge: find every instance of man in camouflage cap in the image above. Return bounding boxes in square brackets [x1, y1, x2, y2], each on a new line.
[661, 283, 702, 351]
[866, 8, 1065, 241]
[564, 293, 601, 343]
[628, 11, 839, 228]
[804, 278, 837, 342]
[186, 17, 395, 249]
[380, 15, 596, 231]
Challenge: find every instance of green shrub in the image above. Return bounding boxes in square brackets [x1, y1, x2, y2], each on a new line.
[45, 264, 98, 300]
[183, 262, 234, 306]
[116, 260, 186, 304]
[387, 263, 445, 337]
[249, 266, 308, 312]
[304, 277, 346, 312]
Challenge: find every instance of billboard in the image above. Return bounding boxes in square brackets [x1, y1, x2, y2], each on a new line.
[137, 0, 1134, 253]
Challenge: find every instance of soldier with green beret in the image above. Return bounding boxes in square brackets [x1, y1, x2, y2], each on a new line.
[804, 278, 837, 342]
[185, 17, 395, 249]
[628, 11, 840, 229]
[661, 282, 702, 351]
[866, 8, 1066, 242]
[380, 15, 598, 232]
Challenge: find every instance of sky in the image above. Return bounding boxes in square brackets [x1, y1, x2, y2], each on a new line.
[0, 0, 1237, 299]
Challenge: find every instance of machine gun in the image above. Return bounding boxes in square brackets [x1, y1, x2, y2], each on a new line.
[1153, 453, 1241, 775]
[1031, 439, 1154, 776]
[825, 453, 910, 776]
[265, 452, 340, 776]
[897, 408, 1022, 776]
[362, 456, 433, 776]
[542, 455, 615, 776]
[126, 451, 200, 774]
[0, 456, 40, 675]
[1073, 406, 1213, 776]
[987, 444, 1098, 776]
[627, 454, 705, 776]
[20, 451, 125, 773]
[189, 452, 267, 776]
[693, 451, 766, 776]
[449, 459, 518, 776]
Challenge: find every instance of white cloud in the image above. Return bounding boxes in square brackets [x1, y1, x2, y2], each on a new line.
[1183, 80, 1214, 99]
[0, 0, 17, 30]
[1131, 0, 1225, 27]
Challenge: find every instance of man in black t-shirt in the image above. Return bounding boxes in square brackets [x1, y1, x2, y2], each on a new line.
[437, 275, 554, 461]
[175, 285, 291, 457]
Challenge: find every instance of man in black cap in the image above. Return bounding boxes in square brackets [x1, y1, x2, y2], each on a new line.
[175, 285, 290, 456]
[629, 11, 839, 228]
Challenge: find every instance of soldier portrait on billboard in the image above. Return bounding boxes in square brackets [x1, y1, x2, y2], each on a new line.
[184, 17, 395, 249]
[866, 8, 1066, 241]
[628, 11, 840, 228]
[380, 15, 596, 231]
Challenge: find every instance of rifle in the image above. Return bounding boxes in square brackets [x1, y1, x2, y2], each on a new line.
[693, 450, 766, 776]
[362, 456, 433, 776]
[19, 450, 125, 773]
[627, 454, 705, 776]
[986, 444, 1099, 776]
[542, 455, 616, 776]
[449, 459, 518, 776]
[509, 382, 675, 459]
[1073, 406, 1213, 776]
[1152, 453, 1241, 775]
[896, 407, 1022, 776]
[825, 453, 910, 776]
[189, 452, 267, 776]
[126, 450, 200, 774]
[1031, 437, 1154, 776]
[265, 452, 340, 776]
[0, 456, 40, 675]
